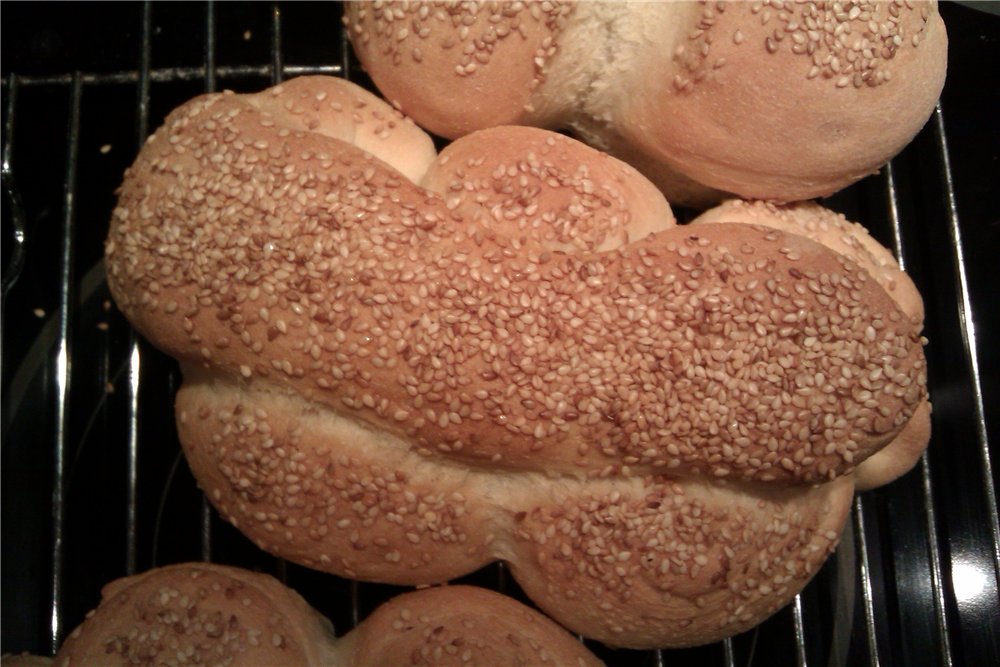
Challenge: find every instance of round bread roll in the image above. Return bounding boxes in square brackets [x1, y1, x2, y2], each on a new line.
[52, 563, 602, 666]
[343, 581, 602, 666]
[345, 0, 948, 206]
[105, 76, 928, 647]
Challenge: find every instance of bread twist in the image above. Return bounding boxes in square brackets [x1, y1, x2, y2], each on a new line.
[106, 76, 928, 647]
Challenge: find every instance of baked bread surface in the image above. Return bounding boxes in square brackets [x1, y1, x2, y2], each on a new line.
[106, 75, 929, 647]
[346, 0, 948, 205]
[52, 563, 602, 666]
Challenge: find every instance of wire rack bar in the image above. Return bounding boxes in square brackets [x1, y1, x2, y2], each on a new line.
[49, 70, 83, 654]
[125, 1, 153, 578]
[884, 162, 906, 272]
[932, 106, 1000, 589]
[198, 0, 219, 566]
[2, 75, 25, 300]
[1, 75, 15, 171]
[341, 13, 353, 79]
[350, 580, 361, 629]
[205, 1, 217, 94]
[722, 638, 735, 667]
[920, 452, 953, 665]
[883, 160, 954, 666]
[853, 497, 881, 667]
[792, 594, 808, 667]
[6, 64, 342, 88]
[272, 4, 284, 86]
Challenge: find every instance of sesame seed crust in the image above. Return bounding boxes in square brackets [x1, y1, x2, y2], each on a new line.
[614, 1, 949, 203]
[53, 564, 602, 667]
[175, 370, 853, 649]
[346, 585, 603, 666]
[178, 370, 498, 585]
[107, 77, 926, 487]
[345, 1, 948, 205]
[345, 1, 575, 136]
[510, 477, 853, 647]
[691, 199, 932, 490]
[691, 199, 924, 323]
[107, 76, 928, 648]
[53, 564, 333, 667]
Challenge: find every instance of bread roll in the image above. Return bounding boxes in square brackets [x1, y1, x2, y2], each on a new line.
[52, 563, 601, 666]
[106, 76, 928, 647]
[345, 1, 948, 206]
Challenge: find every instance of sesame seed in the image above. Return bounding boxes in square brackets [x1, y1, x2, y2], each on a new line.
[108, 76, 927, 646]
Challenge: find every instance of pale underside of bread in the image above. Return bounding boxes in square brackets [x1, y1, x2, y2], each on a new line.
[52, 563, 603, 666]
[345, 1, 948, 206]
[105, 76, 928, 648]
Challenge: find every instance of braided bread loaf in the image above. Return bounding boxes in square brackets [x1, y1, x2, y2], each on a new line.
[106, 76, 929, 647]
[345, 0, 948, 206]
[53, 563, 602, 666]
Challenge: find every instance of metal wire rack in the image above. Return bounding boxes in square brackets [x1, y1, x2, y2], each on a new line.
[2, 3, 998, 665]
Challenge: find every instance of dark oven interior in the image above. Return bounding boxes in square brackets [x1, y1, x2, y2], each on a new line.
[2, 2, 998, 665]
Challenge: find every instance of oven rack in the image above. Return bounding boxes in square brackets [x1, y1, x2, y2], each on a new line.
[2, 3, 997, 665]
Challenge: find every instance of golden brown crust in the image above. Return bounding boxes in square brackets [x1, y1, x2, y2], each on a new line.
[52, 564, 602, 667]
[106, 76, 928, 647]
[420, 126, 676, 252]
[345, 1, 948, 205]
[176, 371, 500, 585]
[107, 79, 925, 486]
[175, 372, 853, 648]
[345, 1, 576, 137]
[509, 477, 853, 647]
[690, 199, 925, 324]
[53, 564, 336, 667]
[690, 199, 932, 492]
[612, 1, 948, 202]
[345, 586, 603, 666]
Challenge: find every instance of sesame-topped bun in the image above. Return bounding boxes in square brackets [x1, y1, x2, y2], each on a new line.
[345, 1, 947, 206]
[52, 563, 603, 667]
[342, 585, 603, 666]
[53, 564, 336, 666]
[106, 76, 929, 647]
